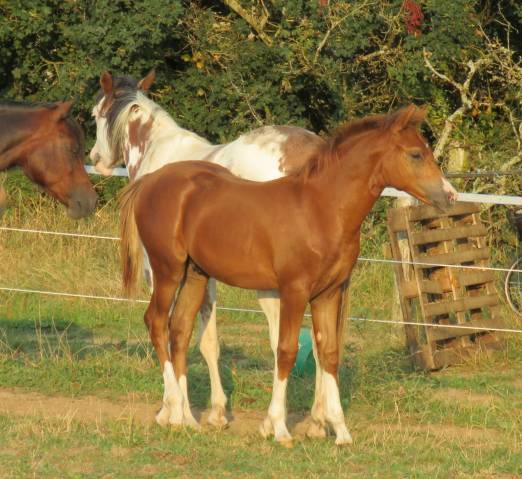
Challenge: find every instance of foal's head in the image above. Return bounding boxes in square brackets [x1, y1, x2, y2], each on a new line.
[376, 105, 457, 210]
[90, 70, 156, 175]
[22, 101, 97, 218]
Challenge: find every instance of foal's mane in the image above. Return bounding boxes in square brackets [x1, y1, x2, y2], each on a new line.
[295, 106, 425, 179]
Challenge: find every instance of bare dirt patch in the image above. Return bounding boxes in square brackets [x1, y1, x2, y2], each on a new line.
[0, 387, 312, 437]
[431, 387, 498, 406]
[0, 387, 504, 445]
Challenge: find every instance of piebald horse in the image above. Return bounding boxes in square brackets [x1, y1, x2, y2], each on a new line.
[119, 105, 458, 446]
[89, 70, 325, 428]
[0, 101, 97, 218]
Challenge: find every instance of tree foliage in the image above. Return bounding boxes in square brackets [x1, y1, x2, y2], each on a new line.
[1, 0, 521, 194]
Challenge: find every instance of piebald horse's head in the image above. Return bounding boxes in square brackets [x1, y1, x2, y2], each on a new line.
[89, 70, 156, 177]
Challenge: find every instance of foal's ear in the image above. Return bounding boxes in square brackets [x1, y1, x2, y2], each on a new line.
[138, 69, 156, 91]
[390, 104, 425, 133]
[52, 100, 74, 121]
[100, 71, 113, 96]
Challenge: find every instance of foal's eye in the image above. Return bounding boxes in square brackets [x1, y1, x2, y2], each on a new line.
[409, 151, 423, 161]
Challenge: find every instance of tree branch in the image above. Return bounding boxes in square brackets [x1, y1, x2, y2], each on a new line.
[423, 48, 489, 159]
[222, 0, 272, 46]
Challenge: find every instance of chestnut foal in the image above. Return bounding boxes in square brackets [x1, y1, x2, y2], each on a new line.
[119, 105, 457, 446]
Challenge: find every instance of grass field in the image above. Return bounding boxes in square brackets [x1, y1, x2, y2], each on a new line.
[0, 176, 521, 478]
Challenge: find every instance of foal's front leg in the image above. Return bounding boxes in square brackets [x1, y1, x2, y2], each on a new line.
[259, 288, 307, 447]
[310, 288, 352, 445]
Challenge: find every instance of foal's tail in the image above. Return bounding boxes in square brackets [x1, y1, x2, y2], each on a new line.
[119, 180, 144, 297]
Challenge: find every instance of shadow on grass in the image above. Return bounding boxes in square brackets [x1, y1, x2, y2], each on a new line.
[0, 316, 93, 354]
[0, 315, 421, 417]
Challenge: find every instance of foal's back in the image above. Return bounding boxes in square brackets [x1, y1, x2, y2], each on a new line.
[131, 160, 313, 289]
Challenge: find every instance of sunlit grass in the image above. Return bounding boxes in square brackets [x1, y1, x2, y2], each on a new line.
[1, 173, 521, 477]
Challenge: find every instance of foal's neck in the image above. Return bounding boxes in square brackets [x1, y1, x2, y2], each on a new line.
[309, 131, 386, 234]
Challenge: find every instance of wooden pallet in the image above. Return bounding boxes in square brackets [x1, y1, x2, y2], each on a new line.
[387, 202, 504, 370]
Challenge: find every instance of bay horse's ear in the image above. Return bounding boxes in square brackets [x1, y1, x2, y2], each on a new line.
[52, 100, 74, 121]
[138, 69, 156, 91]
[390, 104, 424, 133]
[100, 71, 113, 96]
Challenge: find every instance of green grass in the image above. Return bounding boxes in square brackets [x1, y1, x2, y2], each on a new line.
[1, 177, 522, 477]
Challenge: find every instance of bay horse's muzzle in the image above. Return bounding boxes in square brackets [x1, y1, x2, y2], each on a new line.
[68, 185, 98, 219]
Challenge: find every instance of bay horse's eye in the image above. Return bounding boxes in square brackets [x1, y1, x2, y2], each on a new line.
[409, 151, 423, 161]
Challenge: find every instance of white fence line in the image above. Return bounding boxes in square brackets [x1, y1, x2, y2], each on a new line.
[0, 167, 520, 335]
[1, 285, 521, 334]
[0, 227, 520, 273]
[84, 165, 522, 206]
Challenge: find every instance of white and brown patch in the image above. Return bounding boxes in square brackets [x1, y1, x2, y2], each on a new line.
[242, 125, 326, 176]
[259, 126, 325, 175]
[126, 115, 154, 180]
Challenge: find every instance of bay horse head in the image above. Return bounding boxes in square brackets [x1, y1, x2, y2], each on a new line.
[0, 101, 98, 219]
[372, 105, 457, 209]
[90, 70, 156, 177]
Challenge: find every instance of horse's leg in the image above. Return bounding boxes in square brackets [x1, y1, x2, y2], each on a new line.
[306, 327, 327, 438]
[256, 290, 280, 363]
[143, 248, 154, 291]
[259, 288, 307, 447]
[257, 289, 326, 438]
[169, 262, 209, 428]
[144, 268, 184, 427]
[310, 288, 352, 446]
[198, 278, 228, 427]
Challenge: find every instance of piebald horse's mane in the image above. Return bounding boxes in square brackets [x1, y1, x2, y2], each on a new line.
[105, 87, 210, 169]
[296, 106, 426, 179]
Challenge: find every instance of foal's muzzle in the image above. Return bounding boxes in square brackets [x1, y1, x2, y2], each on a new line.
[425, 178, 458, 212]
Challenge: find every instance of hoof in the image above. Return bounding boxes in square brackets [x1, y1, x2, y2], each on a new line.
[276, 437, 294, 449]
[335, 432, 353, 446]
[181, 414, 201, 431]
[306, 421, 327, 439]
[259, 417, 274, 439]
[155, 405, 171, 427]
[168, 412, 200, 430]
[207, 408, 229, 429]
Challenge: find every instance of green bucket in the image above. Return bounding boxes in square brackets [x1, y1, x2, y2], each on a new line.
[291, 328, 316, 377]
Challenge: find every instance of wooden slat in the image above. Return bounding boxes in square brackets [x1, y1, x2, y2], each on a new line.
[400, 278, 451, 297]
[424, 294, 499, 317]
[431, 339, 504, 369]
[411, 247, 490, 268]
[407, 202, 481, 221]
[430, 318, 505, 341]
[455, 270, 496, 287]
[387, 209, 408, 232]
[411, 224, 488, 245]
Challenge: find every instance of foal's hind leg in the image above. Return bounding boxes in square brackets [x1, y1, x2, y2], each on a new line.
[198, 278, 228, 427]
[306, 328, 327, 438]
[169, 262, 209, 428]
[144, 267, 185, 428]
